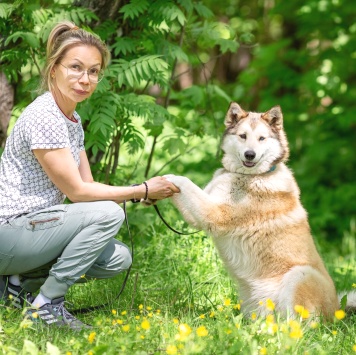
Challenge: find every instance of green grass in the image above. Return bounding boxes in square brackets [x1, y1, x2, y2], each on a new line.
[1, 203, 356, 355]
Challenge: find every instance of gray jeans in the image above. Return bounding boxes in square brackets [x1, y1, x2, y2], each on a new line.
[0, 201, 131, 299]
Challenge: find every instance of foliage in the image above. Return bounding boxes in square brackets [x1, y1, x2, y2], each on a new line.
[0, 0, 355, 240]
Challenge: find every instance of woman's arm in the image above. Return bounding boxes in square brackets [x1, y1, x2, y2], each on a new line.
[33, 148, 178, 203]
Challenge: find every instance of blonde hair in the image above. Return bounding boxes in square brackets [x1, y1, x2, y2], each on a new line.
[40, 20, 110, 92]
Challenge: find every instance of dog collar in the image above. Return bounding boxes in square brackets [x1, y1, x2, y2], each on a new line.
[268, 165, 276, 173]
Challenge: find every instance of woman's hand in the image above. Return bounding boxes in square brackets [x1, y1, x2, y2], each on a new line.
[145, 176, 180, 200]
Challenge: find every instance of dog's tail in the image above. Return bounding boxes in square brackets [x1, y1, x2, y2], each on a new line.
[338, 290, 356, 312]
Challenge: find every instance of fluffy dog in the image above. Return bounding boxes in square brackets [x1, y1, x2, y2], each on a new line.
[164, 102, 351, 320]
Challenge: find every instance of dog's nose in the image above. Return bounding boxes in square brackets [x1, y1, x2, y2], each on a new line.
[244, 150, 256, 161]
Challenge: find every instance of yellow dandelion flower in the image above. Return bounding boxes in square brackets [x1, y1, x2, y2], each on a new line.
[224, 298, 231, 306]
[173, 318, 179, 324]
[88, 332, 96, 344]
[266, 314, 274, 324]
[148, 312, 153, 317]
[235, 323, 240, 329]
[156, 309, 161, 314]
[196, 325, 208, 337]
[136, 326, 141, 331]
[209, 312, 215, 318]
[332, 330, 337, 335]
[139, 304, 143, 310]
[251, 312, 257, 321]
[179, 323, 192, 336]
[199, 314, 205, 319]
[259, 301, 264, 306]
[266, 298, 275, 311]
[140, 335, 145, 340]
[260, 347, 268, 355]
[352, 283, 356, 288]
[147, 306, 152, 311]
[111, 309, 117, 315]
[294, 305, 310, 319]
[352, 344, 356, 352]
[289, 328, 303, 339]
[217, 305, 224, 312]
[117, 319, 123, 325]
[270, 323, 278, 334]
[121, 310, 127, 316]
[335, 309, 346, 320]
[310, 321, 319, 329]
[31, 312, 39, 319]
[112, 320, 117, 326]
[135, 316, 140, 320]
[225, 329, 232, 335]
[66, 352, 72, 355]
[234, 304, 241, 310]
[141, 319, 150, 330]
[122, 325, 130, 332]
[166, 345, 178, 355]
[88, 351, 93, 355]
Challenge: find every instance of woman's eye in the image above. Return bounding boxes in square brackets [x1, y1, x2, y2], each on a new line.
[239, 134, 246, 139]
[70, 64, 82, 72]
[259, 137, 265, 141]
[89, 68, 99, 75]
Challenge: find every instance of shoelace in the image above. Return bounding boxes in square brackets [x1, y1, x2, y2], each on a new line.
[57, 302, 79, 323]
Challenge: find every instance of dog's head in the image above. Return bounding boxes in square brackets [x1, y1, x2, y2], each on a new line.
[221, 102, 289, 174]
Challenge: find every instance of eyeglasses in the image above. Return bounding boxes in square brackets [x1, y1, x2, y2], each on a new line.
[59, 63, 104, 83]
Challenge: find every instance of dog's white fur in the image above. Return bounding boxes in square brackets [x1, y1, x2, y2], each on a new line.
[163, 102, 354, 320]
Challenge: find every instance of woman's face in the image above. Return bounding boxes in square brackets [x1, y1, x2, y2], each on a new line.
[52, 45, 102, 104]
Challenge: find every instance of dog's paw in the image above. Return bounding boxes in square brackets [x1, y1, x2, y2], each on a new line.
[164, 175, 190, 189]
[140, 198, 157, 207]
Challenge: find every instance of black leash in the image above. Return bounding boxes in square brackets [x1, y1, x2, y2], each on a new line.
[153, 204, 201, 235]
[72, 200, 133, 314]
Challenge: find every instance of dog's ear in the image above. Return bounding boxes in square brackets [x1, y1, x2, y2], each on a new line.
[261, 106, 283, 131]
[224, 102, 248, 127]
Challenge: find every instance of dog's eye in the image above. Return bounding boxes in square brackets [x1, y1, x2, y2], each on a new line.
[259, 137, 265, 141]
[239, 134, 246, 139]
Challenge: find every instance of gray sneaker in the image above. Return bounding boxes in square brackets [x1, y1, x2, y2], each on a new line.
[0, 275, 34, 309]
[26, 297, 92, 331]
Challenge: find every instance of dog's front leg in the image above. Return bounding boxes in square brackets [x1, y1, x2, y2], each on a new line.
[165, 175, 220, 230]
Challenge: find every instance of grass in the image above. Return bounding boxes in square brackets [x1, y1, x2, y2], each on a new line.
[1, 203, 355, 355]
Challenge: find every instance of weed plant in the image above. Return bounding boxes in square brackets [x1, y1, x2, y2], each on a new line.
[0, 204, 355, 355]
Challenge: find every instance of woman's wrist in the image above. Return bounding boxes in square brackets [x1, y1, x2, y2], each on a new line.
[130, 183, 147, 203]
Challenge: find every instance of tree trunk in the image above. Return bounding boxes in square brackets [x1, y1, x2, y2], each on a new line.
[0, 72, 14, 148]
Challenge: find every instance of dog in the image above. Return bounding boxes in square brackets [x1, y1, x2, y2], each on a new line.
[162, 102, 354, 320]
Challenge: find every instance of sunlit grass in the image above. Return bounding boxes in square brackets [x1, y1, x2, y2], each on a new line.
[1, 206, 355, 354]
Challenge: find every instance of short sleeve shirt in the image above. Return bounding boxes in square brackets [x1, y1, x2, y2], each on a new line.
[0, 92, 85, 224]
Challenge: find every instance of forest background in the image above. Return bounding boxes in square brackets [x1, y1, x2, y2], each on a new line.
[0, 0, 355, 252]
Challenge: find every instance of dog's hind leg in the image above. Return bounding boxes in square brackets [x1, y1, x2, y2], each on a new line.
[279, 265, 339, 320]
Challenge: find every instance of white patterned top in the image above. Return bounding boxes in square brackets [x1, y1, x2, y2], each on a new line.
[0, 92, 85, 224]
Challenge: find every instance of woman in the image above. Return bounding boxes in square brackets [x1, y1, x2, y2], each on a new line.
[0, 21, 179, 330]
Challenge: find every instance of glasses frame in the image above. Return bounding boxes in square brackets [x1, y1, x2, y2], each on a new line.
[59, 63, 104, 84]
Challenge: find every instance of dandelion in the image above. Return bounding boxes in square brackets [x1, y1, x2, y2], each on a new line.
[66, 352, 72, 355]
[147, 306, 152, 311]
[260, 347, 268, 355]
[294, 305, 310, 319]
[209, 312, 215, 318]
[352, 344, 356, 352]
[121, 310, 127, 316]
[217, 305, 224, 312]
[166, 345, 178, 355]
[140, 335, 145, 340]
[31, 312, 38, 319]
[139, 304, 143, 310]
[225, 329, 232, 335]
[122, 325, 130, 332]
[173, 318, 179, 324]
[175, 323, 192, 341]
[117, 319, 123, 325]
[310, 321, 319, 329]
[199, 314, 205, 319]
[112, 320, 116, 326]
[148, 312, 153, 317]
[266, 314, 274, 325]
[224, 298, 231, 306]
[234, 304, 241, 310]
[235, 323, 240, 329]
[335, 309, 346, 320]
[111, 309, 117, 315]
[141, 319, 150, 330]
[352, 283, 356, 288]
[88, 332, 96, 344]
[196, 325, 208, 337]
[332, 330, 337, 335]
[289, 320, 303, 339]
[135, 316, 140, 320]
[88, 351, 93, 355]
[266, 299, 275, 311]
[156, 309, 161, 314]
[259, 301, 264, 306]
[251, 312, 257, 321]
